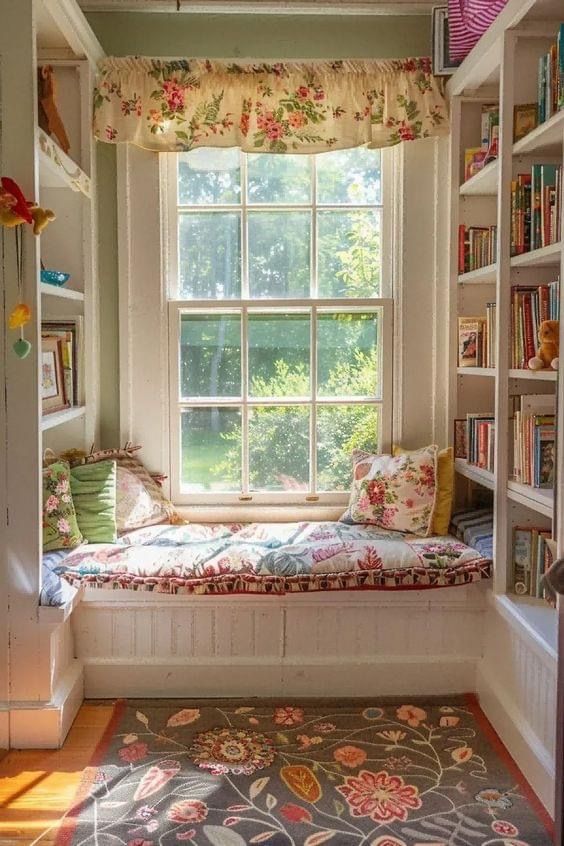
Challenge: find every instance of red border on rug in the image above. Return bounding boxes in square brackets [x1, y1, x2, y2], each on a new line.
[54, 698, 127, 846]
[464, 692, 554, 837]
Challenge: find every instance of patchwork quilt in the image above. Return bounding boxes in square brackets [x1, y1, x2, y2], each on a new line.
[48, 521, 491, 600]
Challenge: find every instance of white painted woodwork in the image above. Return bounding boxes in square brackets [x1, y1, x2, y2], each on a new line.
[447, 3, 564, 820]
[78, 0, 438, 14]
[74, 585, 488, 698]
[0, 0, 103, 749]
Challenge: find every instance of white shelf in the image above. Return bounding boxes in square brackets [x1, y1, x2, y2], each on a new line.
[514, 109, 564, 157]
[457, 367, 495, 377]
[506, 480, 554, 518]
[494, 594, 557, 661]
[510, 242, 561, 268]
[455, 458, 495, 490]
[41, 405, 86, 431]
[459, 160, 498, 196]
[40, 282, 84, 301]
[37, 128, 91, 197]
[458, 264, 497, 285]
[508, 368, 557, 381]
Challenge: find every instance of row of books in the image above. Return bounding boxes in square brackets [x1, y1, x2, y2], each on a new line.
[458, 307, 496, 368]
[510, 165, 561, 256]
[463, 104, 498, 181]
[537, 24, 564, 125]
[458, 412, 495, 472]
[458, 225, 497, 274]
[512, 526, 554, 601]
[41, 319, 82, 414]
[510, 280, 560, 369]
[512, 393, 555, 488]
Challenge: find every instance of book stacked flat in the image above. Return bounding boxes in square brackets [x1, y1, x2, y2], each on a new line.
[513, 526, 554, 601]
[458, 309, 496, 368]
[512, 394, 556, 488]
[510, 165, 561, 256]
[510, 280, 560, 369]
[466, 413, 495, 472]
[537, 24, 564, 125]
[458, 224, 497, 274]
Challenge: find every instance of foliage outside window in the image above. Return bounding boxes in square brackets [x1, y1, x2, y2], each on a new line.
[167, 147, 392, 504]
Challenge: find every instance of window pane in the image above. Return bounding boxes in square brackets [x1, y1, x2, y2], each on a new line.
[180, 314, 241, 398]
[181, 407, 241, 492]
[248, 211, 310, 298]
[317, 210, 380, 298]
[317, 312, 380, 397]
[249, 313, 310, 398]
[178, 148, 241, 205]
[316, 147, 381, 205]
[249, 406, 309, 490]
[179, 212, 241, 299]
[247, 154, 311, 204]
[317, 405, 380, 491]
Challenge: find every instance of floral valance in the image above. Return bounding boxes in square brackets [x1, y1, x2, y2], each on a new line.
[93, 57, 448, 154]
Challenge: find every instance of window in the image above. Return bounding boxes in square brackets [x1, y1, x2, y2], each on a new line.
[166, 147, 393, 505]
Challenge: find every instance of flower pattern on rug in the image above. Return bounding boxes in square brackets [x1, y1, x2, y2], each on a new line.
[58, 700, 552, 846]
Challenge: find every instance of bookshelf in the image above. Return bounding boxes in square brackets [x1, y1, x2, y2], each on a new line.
[447, 5, 564, 814]
[0, 0, 104, 746]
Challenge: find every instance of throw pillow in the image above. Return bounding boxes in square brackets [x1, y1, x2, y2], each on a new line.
[70, 460, 117, 543]
[43, 461, 83, 551]
[393, 445, 454, 535]
[69, 444, 183, 532]
[341, 445, 438, 535]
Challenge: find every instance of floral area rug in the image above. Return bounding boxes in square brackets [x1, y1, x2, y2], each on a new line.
[57, 698, 552, 846]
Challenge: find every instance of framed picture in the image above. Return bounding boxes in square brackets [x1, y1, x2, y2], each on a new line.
[432, 7, 463, 76]
[454, 419, 467, 459]
[41, 335, 68, 414]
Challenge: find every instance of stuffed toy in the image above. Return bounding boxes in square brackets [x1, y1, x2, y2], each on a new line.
[30, 205, 56, 235]
[528, 319, 560, 371]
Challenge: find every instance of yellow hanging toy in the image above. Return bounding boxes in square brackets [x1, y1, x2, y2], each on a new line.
[1, 176, 55, 358]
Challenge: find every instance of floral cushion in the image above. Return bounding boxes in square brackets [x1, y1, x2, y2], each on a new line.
[341, 446, 438, 536]
[42, 461, 83, 552]
[55, 520, 491, 596]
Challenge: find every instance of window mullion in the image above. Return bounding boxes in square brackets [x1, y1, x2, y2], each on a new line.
[241, 151, 249, 299]
[311, 154, 317, 299]
[241, 305, 249, 496]
[310, 304, 317, 495]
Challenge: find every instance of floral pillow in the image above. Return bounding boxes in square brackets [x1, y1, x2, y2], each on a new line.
[43, 461, 83, 551]
[341, 446, 438, 536]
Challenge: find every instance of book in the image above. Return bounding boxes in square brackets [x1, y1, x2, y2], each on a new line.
[510, 280, 560, 368]
[512, 526, 554, 603]
[513, 527, 532, 595]
[458, 317, 482, 367]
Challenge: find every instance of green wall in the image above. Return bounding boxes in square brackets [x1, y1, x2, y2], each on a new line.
[88, 11, 431, 447]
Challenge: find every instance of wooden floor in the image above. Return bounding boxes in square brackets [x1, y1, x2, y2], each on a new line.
[0, 704, 114, 845]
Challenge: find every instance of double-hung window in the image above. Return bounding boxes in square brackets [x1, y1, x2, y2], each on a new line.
[166, 146, 392, 506]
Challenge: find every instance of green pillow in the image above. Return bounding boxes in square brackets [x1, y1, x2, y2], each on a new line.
[70, 460, 117, 543]
[43, 461, 83, 551]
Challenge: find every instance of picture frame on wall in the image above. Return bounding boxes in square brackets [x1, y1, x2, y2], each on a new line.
[41, 335, 68, 415]
[432, 6, 463, 76]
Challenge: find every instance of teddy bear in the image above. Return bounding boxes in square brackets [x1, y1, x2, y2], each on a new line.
[528, 319, 559, 371]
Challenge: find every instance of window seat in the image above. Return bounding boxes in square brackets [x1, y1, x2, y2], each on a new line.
[43, 518, 491, 605]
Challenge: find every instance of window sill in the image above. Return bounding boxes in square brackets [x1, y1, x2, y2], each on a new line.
[175, 504, 346, 523]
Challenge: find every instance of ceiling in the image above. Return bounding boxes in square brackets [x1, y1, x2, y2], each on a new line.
[79, 0, 437, 13]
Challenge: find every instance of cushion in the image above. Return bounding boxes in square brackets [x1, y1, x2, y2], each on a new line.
[42, 461, 83, 551]
[70, 460, 117, 543]
[69, 444, 183, 532]
[341, 445, 438, 536]
[393, 445, 454, 535]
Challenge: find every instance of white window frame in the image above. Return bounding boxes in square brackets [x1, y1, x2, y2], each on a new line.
[164, 149, 394, 508]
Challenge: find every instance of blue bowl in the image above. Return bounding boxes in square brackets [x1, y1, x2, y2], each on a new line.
[41, 269, 70, 287]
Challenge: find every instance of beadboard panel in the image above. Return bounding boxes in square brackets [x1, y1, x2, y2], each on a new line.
[477, 601, 557, 815]
[74, 586, 487, 697]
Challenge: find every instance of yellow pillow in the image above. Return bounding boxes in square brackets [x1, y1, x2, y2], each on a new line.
[393, 445, 454, 535]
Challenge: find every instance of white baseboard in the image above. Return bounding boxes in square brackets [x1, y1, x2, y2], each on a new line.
[84, 655, 477, 698]
[7, 659, 84, 748]
[477, 661, 555, 817]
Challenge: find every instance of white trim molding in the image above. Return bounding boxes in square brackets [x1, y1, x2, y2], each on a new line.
[79, 0, 436, 15]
